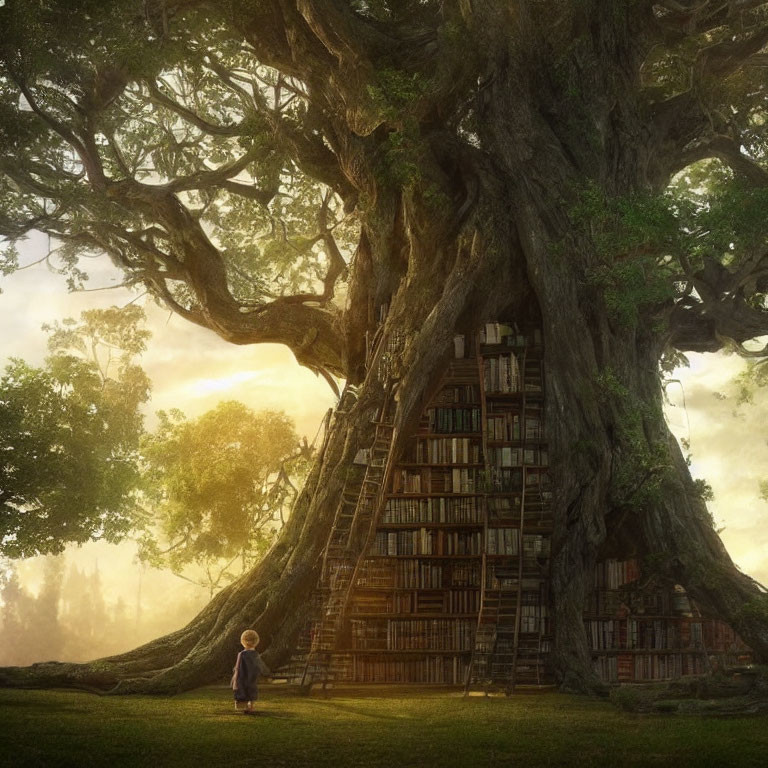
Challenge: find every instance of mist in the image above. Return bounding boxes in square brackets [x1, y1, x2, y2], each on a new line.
[0, 549, 209, 667]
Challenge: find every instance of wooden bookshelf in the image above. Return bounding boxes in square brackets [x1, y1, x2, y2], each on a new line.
[324, 320, 555, 688]
[586, 558, 749, 683]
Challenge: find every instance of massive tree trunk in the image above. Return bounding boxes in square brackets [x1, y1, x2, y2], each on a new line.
[2, 1, 768, 695]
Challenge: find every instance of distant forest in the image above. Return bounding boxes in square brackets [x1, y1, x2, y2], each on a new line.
[0, 557, 207, 666]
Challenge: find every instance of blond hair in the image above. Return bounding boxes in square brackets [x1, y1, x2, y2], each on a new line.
[240, 629, 259, 648]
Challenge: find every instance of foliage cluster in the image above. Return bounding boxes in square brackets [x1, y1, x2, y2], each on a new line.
[138, 402, 308, 594]
[595, 366, 670, 510]
[572, 183, 679, 328]
[0, 306, 150, 558]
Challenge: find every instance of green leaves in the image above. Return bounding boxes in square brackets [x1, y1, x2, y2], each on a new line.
[0, 306, 150, 558]
[137, 401, 308, 593]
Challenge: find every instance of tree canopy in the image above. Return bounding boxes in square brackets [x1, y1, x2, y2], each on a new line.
[0, 304, 306, 577]
[1, 1, 767, 376]
[0, 306, 150, 558]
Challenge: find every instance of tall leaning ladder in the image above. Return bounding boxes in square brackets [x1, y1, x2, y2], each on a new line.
[300, 382, 398, 690]
[464, 343, 531, 694]
[506, 347, 529, 695]
[464, 332, 492, 693]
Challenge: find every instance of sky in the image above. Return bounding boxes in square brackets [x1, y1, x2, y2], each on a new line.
[1, 233, 767, 659]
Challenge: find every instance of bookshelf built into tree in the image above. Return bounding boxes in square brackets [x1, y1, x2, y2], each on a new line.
[586, 559, 747, 682]
[282, 318, 747, 690]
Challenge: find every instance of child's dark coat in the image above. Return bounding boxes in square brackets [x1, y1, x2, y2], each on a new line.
[232, 649, 270, 701]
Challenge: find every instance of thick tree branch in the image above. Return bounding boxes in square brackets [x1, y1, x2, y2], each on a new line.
[696, 24, 768, 79]
[654, 0, 768, 40]
[678, 135, 768, 187]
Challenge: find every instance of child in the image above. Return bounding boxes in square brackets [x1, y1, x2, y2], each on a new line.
[232, 629, 270, 715]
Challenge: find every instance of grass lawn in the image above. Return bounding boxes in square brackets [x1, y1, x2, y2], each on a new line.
[1, 685, 767, 768]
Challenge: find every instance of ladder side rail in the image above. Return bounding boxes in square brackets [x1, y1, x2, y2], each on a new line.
[336, 382, 400, 624]
[300, 386, 393, 688]
[507, 346, 528, 695]
[465, 332, 491, 693]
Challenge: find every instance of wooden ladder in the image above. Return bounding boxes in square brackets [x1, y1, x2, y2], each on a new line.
[300, 383, 398, 690]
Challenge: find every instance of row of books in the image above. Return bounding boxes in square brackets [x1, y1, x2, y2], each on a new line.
[519, 605, 546, 634]
[350, 655, 469, 684]
[373, 530, 483, 557]
[593, 653, 710, 682]
[350, 590, 481, 615]
[385, 488, 549, 522]
[355, 559, 482, 589]
[633, 653, 707, 681]
[426, 407, 481, 434]
[486, 413, 521, 441]
[382, 497, 482, 525]
[483, 355, 521, 393]
[453, 324, 542, 353]
[489, 530, 549, 559]
[353, 619, 475, 651]
[586, 619, 707, 651]
[371, 529, 549, 559]
[479, 323, 541, 348]
[487, 446, 549, 468]
[433, 385, 477, 405]
[485, 571, 548, 593]
[391, 469, 483, 494]
[484, 467, 523, 492]
[703, 621, 743, 650]
[593, 559, 641, 590]
[486, 527, 520, 555]
[413, 438, 481, 465]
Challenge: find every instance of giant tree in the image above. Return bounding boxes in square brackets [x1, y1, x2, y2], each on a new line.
[1, 0, 768, 694]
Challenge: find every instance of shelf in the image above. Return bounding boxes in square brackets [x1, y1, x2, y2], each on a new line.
[368, 554, 483, 559]
[479, 345, 540, 355]
[376, 522, 553, 531]
[412, 432, 482, 438]
[386, 493, 483, 499]
[485, 392, 544, 400]
[584, 614, 704, 621]
[353, 587, 482, 592]
[378, 523, 484, 529]
[589, 648, 709, 655]
[349, 613, 479, 619]
[424, 403, 481, 409]
[343, 649, 474, 655]
[397, 463, 485, 468]
[367, 554, 550, 562]
[486, 439, 548, 446]
[386, 491, 549, 499]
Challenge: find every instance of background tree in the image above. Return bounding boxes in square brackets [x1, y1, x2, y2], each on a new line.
[1, 0, 768, 693]
[0, 556, 64, 666]
[0, 305, 150, 558]
[137, 401, 310, 596]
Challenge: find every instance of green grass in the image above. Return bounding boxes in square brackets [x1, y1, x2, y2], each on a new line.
[1, 685, 767, 767]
